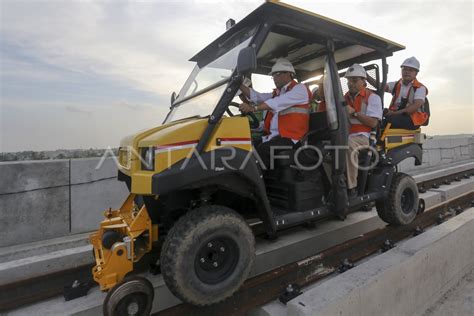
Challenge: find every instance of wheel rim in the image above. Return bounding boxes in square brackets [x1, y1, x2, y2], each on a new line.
[104, 277, 154, 316]
[401, 188, 415, 215]
[115, 293, 147, 316]
[194, 236, 239, 284]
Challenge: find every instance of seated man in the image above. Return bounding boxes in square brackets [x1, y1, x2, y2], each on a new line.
[239, 58, 312, 169]
[384, 57, 429, 129]
[344, 64, 383, 198]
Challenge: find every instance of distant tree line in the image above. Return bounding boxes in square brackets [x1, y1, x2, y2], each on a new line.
[0, 148, 119, 162]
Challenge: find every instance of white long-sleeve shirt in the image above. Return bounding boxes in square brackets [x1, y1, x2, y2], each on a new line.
[249, 82, 309, 143]
[387, 81, 427, 106]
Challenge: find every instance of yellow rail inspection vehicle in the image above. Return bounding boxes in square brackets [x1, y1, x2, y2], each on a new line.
[90, 1, 427, 314]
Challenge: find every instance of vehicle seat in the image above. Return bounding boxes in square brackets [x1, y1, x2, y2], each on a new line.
[380, 123, 425, 151]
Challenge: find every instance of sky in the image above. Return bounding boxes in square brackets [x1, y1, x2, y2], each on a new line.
[0, 0, 473, 152]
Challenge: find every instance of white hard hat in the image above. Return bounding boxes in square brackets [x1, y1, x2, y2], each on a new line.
[401, 57, 420, 71]
[268, 58, 295, 75]
[344, 64, 367, 79]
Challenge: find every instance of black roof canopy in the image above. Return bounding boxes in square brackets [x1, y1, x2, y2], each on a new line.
[190, 1, 404, 79]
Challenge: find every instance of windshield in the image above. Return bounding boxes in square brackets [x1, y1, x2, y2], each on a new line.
[166, 29, 256, 123]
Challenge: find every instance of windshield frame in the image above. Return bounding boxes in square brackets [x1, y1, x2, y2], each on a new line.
[168, 26, 258, 113]
[171, 77, 229, 108]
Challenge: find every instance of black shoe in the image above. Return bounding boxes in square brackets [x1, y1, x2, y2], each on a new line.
[348, 188, 357, 199]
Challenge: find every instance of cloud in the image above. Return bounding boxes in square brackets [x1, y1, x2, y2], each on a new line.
[65, 105, 92, 114]
[116, 101, 157, 112]
[0, 0, 472, 151]
[0, 1, 252, 97]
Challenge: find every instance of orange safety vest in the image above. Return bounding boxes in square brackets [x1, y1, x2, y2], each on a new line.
[263, 80, 311, 140]
[389, 79, 429, 126]
[344, 88, 373, 134]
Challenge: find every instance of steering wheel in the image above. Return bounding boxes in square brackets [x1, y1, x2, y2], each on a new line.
[226, 102, 260, 129]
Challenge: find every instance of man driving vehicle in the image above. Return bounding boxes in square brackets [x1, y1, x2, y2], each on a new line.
[238, 58, 312, 169]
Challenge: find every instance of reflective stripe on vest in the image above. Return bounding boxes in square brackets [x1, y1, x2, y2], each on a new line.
[389, 79, 429, 126]
[263, 80, 311, 140]
[345, 88, 372, 134]
[280, 106, 310, 115]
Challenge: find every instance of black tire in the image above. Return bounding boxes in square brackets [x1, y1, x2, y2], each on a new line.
[160, 205, 255, 306]
[103, 276, 154, 316]
[376, 173, 419, 225]
[102, 230, 123, 249]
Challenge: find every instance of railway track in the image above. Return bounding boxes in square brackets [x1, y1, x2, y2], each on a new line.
[2, 166, 473, 313]
[157, 191, 474, 315]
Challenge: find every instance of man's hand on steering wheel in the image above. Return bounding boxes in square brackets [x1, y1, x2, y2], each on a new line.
[239, 102, 255, 113]
[227, 102, 260, 129]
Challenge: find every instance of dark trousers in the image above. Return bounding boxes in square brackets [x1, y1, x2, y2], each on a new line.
[255, 136, 294, 169]
[386, 114, 418, 130]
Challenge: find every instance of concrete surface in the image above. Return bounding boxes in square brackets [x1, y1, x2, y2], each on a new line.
[70, 158, 118, 185]
[0, 160, 71, 247]
[0, 232, 92, 285]
[70, 158, 128, 233]
[423, 268, 474, 316]
[9, 196, 474, 315]
[0, 157, 124, 247]
[0, 160, 69, 194]
[0, 233, 90, 264]
[429, 177, 474, 201]
[286, 207, 474, 316]
[418, 190, 443, 211]
[0, 187, 70, 247]
[0, 245, 93, 285]
[5, 209, 389, 315]
[252, 210, 386, 276]
[250, 177, 474, 316]
[5, 170, 473, 315]
[397, 135, 474, 173]
[2, 162, 472, 299]
[71, 178, 128, 234]
[413, 160, 474, 183]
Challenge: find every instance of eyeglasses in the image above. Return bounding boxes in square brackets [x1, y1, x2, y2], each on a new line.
[272, 71, 288, 77]
[401, 67, 417, 72]
[347, 78, 362, 83]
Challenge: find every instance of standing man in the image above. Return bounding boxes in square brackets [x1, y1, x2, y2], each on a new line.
[239, 58, 311, 169]
[384, 57, 429, 129]
[344, 64, 383, 198]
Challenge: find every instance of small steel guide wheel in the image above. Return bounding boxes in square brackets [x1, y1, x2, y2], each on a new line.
[103, 276, 154, 316]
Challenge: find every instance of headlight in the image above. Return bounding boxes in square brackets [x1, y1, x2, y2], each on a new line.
[118, 147, 131, 169]
[141, 147, 155, 171]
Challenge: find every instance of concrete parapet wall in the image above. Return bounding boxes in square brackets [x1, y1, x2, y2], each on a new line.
[288, 207, 474, 316]
[70, 158, 128, 234]
[398, 134, 474, 172]
[0, 158, 127, 247]
[0, 135, 473, 248]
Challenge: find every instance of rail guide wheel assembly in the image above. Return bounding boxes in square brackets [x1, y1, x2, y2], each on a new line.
[103, 276, 154, 316]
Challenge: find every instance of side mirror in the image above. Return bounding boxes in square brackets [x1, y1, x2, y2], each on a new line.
[236, 46, 256, 75]
[170, 91, 177, 105]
